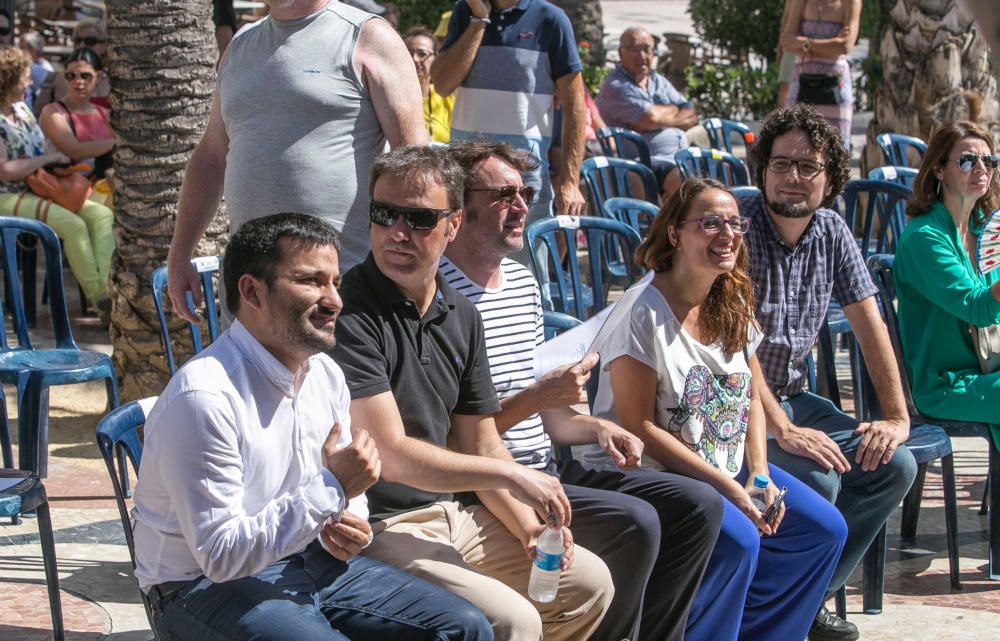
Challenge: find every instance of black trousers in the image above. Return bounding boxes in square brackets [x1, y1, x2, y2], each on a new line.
[560, 460, 724, 641]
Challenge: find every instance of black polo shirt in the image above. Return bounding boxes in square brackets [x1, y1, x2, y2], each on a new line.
[332, 254, 501, 520]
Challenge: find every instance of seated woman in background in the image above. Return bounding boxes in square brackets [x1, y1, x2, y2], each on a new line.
[0, 47, 114, 314]
[895, 121, 1000, 451]
[403, 26, 453, 144]
[583, 178, 846, 641]
[39, 48, 113, 181]
[33, 18, 110, 116]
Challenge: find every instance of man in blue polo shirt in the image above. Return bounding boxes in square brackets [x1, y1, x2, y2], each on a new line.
[431, 0, 587, 266]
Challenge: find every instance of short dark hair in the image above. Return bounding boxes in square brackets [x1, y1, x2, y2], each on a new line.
[750, 105, 850, 209]
[369, 145, 466, 210]
[66, 46, 103, 71]
[447, 139, 540, 184]
[222, 213, 340, 315]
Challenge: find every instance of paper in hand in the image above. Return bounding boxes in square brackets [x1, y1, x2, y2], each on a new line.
[976, 207, 1000, 275]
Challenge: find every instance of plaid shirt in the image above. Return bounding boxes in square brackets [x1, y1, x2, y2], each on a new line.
[737, 191, 877, 397]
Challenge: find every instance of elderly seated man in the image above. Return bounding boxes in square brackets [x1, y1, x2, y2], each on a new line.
[597, 26, 698, 199]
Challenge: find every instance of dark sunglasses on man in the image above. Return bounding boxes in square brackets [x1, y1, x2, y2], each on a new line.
[0, 26, 11, 37]
[467, 184, 536, 207]
[370, 201, 454, 231]
[74, 36, 105, 47]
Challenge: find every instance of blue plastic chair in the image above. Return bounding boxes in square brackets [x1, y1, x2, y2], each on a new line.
[867, 254, 998, 580]
[673, 147, 751, 187]
[580, 156, 659, 221]
[838, 179, 913, 258]
[0, 217, 119, 477]
[542, 310, 581, 341]
[595, 126, 653, 168]
[875, 132, 927, 168]
[151, 256, 222, 375]
[602, 196, 659, 237]
[867, 165, 918, 189]
[1, 468, 64, 640]
[730, 186, 761, 200]
[703, 117, 755, 172]
[525, 216, 643, 320]
[95, 398, 160, 639]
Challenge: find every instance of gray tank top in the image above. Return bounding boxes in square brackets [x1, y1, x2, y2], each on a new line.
[219, 2, 384, 270]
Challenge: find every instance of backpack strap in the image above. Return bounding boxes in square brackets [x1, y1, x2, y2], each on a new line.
[55, 100, 77, 137]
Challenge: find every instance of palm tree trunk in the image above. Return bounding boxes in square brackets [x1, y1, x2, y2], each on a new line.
[107, 0, 228, 400]
[866, 0, 998, 168]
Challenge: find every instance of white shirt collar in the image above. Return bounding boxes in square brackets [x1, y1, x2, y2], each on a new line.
[227, 319, 314, 397]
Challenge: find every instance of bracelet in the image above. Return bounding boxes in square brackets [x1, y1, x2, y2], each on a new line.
[470, 15, 491, 25]
[802, 38, 813, 53]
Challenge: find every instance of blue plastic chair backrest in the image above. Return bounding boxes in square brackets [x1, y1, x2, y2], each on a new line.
[730, 186, 761, 200]
[0, 216, 76, 352]
[525, 215, 643, 320]
[836, 179, 913, 257]
[595, 127, 653, 168]
[151, 256, 222, 375]
[542, 310, 581, 341]
[95, 398, 155, 567]
[674, 147, 751, 186]
[602, 197, 659, 237]
[703, 117, 755, 159]
[866, 165, 918, 189]
[580, 156, 659, 219]
[875, 133, 927, 168]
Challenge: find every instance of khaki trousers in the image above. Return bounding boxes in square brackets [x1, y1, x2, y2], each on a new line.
[364, 501, 613, 641]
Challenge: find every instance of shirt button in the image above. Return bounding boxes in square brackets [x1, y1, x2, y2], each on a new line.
[497, 25, 503, 31]
[790, 328, 797, 335]
[788, 292, 796, 299]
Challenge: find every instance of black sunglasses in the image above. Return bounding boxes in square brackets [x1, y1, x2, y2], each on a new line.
[74, 36, 105, 47]
[467, 184, 536, 206]
[0, 27, 11, 37]
[954, 153, 999, 172]
[64, 71, 95, 81]
[370, 201, 454, 231]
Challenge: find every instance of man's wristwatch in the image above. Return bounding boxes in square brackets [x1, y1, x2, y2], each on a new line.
[470, 15, 491, 25]
[802, 38, 813, 53]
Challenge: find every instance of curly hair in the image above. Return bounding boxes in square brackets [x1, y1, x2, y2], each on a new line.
[635, 177, 758, 354]
[0, 46, 31, 106]
[907, 120, 999, 225]
[750, 105, 851, 209]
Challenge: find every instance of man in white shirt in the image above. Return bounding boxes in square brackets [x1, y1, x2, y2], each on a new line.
[131, 213, 492, 641]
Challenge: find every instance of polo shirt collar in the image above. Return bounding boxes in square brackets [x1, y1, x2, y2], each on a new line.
[359, 253, 457, 318]
[228, 319, 315, 396]
[501, 0, 534, 13]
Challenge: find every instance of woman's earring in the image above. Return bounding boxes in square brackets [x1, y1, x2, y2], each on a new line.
[936, 180, 941, 196]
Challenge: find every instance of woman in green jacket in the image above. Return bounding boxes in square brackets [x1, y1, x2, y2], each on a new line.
[895, 120, 1000, 451]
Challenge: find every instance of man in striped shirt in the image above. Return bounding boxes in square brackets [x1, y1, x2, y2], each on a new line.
[443, 140, 726, 641]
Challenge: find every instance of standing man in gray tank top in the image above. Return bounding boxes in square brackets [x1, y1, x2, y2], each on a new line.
[167, 0, 426, 324]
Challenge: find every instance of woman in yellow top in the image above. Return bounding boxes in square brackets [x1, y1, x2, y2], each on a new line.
[404, 26, 454, 144]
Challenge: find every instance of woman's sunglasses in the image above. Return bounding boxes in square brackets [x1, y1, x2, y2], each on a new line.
[676, 215, 751, 235]
[64, 71, 95, 82]
[953, 153, 999, 172]
[74, 36, 105, 47]
[370, 202, 454, 231]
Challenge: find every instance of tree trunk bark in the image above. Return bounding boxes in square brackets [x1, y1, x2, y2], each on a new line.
[107, 0, 227, 401]
[866, 0, 998, 169]
[552, 0, 605, 64]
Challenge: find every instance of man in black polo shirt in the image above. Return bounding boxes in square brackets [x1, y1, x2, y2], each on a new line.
[332, 145, 612, 641]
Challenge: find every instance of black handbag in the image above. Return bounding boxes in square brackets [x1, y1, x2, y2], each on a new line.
[797, 73, 843, 106]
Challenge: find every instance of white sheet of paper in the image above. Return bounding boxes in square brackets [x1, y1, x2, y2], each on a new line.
[533, 272, 653, 379]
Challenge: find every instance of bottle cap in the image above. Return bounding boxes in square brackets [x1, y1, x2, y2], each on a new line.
[752, 474, 770, 489]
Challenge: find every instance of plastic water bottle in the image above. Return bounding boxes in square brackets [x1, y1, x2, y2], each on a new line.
[748, 474, 770, 512]
[528, 525, 564, 603]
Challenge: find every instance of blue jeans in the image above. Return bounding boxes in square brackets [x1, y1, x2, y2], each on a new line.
[151, 543, 493, 641]
[686, 464, 846, 641]
[769, 391, 918, 592]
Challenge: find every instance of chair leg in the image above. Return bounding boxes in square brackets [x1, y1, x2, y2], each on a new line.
[16, 376, 43, 476]
[900, 462, 928, 543]
[940, 454, 962, 590]
[982, 471, 990, 516]
[862, 524, 886, 614]
[835, 586, 847, 620]
[989, 443, 1000, 581]
[35, 497, 65, 641]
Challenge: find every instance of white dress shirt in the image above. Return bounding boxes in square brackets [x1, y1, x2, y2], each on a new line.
[132, 320, 365, 591]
